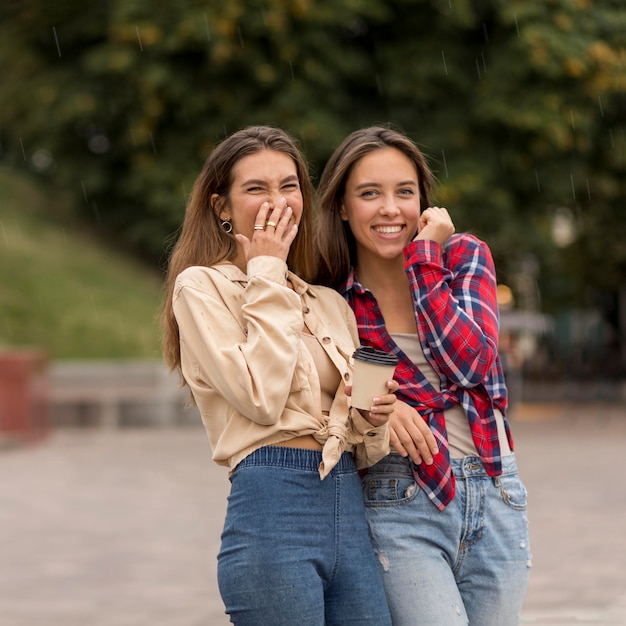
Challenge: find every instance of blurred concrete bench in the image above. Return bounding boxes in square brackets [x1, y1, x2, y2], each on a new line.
[49, 360, 197, 428]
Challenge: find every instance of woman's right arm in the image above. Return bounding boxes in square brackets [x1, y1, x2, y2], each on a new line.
[173, 259, 303, 425]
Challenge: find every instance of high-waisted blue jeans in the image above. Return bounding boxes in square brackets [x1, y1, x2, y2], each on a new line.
[217, 446, 392, 625]
[361, 453, 531, 626]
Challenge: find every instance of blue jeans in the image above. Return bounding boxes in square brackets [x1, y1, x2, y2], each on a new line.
[218, 446, 392, 625]
[361, 453, 531, 626]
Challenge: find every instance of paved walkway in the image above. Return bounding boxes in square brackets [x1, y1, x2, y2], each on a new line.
[0, 401, 625, 626]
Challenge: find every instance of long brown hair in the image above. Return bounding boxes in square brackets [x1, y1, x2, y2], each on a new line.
[314, 125, 434, 289]
[162, 125, 316, 373]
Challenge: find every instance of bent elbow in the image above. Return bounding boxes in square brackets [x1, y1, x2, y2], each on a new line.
[253, 409, 281, 426]
[245, 389, 288, 426]
[458, 341, 497, 387]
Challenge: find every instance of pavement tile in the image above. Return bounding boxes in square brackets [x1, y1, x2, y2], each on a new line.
[0, 401, 625, 626]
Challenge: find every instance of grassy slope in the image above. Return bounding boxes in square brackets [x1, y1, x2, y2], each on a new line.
[0, 167, 164, 359]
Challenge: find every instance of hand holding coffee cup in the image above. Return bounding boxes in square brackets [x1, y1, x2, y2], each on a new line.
[351, 346, 399, 412]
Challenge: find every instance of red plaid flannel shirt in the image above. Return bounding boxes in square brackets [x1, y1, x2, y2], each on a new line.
[341, 234, 512, 510]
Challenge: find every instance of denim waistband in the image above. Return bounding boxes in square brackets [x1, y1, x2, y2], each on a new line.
[451, 454, 518, 478]
[235, 446, 356, 475]
[366, 452, 518, 479]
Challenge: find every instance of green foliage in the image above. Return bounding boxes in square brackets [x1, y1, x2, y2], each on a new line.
[0, 0, 624, 318]
[0, 168, 162, 358]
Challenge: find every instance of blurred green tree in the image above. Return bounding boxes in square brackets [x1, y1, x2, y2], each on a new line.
[0, 0, 623, 340]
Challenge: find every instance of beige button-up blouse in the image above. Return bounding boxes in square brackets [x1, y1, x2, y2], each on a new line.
[172, 255, 389, 478]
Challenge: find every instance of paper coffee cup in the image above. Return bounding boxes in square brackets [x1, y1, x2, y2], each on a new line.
[350, 346, 398, 411]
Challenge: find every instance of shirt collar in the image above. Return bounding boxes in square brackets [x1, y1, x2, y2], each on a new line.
[212, 262, 247, 285]
[287, 270, 317, 298]
[339, 267, 367, 296]
[212, 262, 316, 298]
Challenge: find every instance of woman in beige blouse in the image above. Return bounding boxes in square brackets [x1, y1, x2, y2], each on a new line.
[162, 126, 396, 625]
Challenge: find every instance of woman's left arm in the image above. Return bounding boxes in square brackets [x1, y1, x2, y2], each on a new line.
[405, 234, 500, 387]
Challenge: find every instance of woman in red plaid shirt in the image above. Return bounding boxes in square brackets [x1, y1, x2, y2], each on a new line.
[314, 126, 530, 626]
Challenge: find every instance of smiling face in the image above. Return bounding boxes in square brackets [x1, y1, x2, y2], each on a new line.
[341, 147, 421, 266]
[217, 149, 303, 240]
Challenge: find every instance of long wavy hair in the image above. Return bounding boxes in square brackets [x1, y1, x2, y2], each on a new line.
[162, 125, 316, 374]
[314, 125, 434, 289]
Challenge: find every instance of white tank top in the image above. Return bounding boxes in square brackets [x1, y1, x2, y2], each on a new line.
[392, 332, 511, 458]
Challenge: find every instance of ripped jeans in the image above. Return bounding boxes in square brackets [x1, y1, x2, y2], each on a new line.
[361, 453, 531, 626]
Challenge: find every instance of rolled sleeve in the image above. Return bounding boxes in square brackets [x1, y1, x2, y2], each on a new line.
[349, 408, 390, 469]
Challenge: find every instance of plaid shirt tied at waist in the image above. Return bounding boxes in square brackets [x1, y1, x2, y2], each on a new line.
[341, 234, 512, 510]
